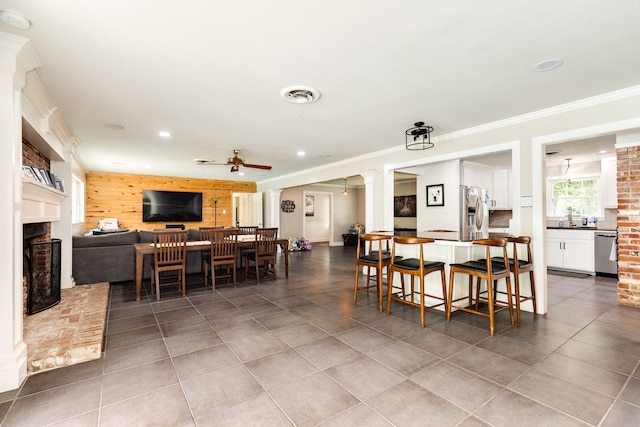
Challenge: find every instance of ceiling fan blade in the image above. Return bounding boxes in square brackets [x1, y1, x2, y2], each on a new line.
[243, 163, 272, 170]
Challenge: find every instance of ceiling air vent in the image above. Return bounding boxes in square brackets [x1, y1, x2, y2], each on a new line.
[281, 86, 321, 104]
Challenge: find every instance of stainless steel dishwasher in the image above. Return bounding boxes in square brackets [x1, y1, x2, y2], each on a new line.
[594, 232, 617, 276]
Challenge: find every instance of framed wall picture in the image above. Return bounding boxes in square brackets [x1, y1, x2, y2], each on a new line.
[281, 200, 295, 213]
[22, 165, 38, 181]
[305, 195, 314, 216]
[394, 195, 416, 217]
[426, 184, 444, 207]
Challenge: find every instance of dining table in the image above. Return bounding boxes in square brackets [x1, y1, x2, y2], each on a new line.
[134, 236, 290, 300]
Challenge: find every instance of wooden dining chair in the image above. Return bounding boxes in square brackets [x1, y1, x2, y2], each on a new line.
[204, 228, 239, 290]
[353, 233, 394, 312]
[447, 238, 514, 335]
[244, 227, 278, 283]
[237, 226, 258, 268]
[386, 236, 447, 327]
[150, 230, 188, 300]
[199, 226, 224, 279]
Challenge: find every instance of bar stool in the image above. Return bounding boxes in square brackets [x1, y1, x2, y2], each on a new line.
[353, 233, 394, 312]
[386, 236, 447, 328]
[490, 236, 536, 323]
[447, 238, 514, 336]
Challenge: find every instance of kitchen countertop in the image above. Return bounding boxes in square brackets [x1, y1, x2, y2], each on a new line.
[547, 227, 616, 231]
[415, 231, 512, 242]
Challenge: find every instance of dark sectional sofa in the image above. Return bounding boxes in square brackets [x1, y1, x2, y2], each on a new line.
[72, 229, 203, 285]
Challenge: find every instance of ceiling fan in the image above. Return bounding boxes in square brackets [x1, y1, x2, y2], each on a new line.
[194, 149, 272, 172]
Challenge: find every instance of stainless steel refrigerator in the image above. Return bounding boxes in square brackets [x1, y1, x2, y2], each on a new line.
[460, 185, 489, 236]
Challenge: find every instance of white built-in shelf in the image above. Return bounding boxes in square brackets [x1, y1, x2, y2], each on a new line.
[22, 179, 66, 224]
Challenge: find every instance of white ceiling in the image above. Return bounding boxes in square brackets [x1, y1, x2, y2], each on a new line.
[2, 1, 639, 182]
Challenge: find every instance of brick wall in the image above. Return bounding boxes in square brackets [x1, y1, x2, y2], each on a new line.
[22, 139, 50, 171]
[616, 146, 640, 307]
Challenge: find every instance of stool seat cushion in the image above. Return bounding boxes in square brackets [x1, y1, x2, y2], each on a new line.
[393, 258, 444, 270]
[490, 256, 531, 268]
[450, 260, 508, 274]
[358, 254, 399, 263]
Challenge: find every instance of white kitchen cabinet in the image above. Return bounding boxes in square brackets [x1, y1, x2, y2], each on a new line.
[491, 168, 512, 209]
[463, 162, 512, 209]
[601, 156, 617, 208]
[462, 162, 492, 192]
[546, 229, 594, 273]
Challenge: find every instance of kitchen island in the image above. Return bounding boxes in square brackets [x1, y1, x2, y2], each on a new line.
[371, 231, 513, 311]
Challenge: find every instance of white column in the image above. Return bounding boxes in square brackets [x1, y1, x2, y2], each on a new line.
[360, 171, 376, 232]
[51, 142, 78, 288]
[0, 33, 35, 393]
[264, 189, 283, 229]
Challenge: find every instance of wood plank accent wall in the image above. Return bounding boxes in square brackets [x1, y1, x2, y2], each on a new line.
[84, 172, 256, 232]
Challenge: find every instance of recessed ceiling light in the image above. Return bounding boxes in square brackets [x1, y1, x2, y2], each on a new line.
[239, 172, 245, 176]
[0, 10, 31, 30]
[599, 150, 607, 154]
[112, 161, 124, 165]
[158, 130, 171, 138]
[281, 86, 321, 104]
[297, 151, 306, 156]
[103, 123, 125, 130]
[143, 164, 151, 169]
[534, 58, 563, 72]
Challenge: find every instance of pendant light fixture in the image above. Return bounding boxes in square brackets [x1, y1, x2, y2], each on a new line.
[405, 121, 434, 150]
[343, 178, 349, 195]
[564, 158, 572, 183]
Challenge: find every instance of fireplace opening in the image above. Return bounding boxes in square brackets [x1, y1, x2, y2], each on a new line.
[25, 236, 62, 315]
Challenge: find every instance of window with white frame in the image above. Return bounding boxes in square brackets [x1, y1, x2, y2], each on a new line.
[71, 174, 84, 224]
[547, 176, 600, 217]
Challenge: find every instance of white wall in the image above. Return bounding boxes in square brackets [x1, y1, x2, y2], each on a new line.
[304, 192, 331, 242]
[278, 183, 361, 245]
[414, 160, 461, 232]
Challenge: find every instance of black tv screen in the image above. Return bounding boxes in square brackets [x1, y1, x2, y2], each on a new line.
[142, 190, 203, 222]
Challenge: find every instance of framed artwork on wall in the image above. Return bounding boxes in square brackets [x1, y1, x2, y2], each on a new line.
[305, 195, 314, 216]
[394, 195, 416, 217]
[281, 200, 295, 213]
[426, 184, 444, 207]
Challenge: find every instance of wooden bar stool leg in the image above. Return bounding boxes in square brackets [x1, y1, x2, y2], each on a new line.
[446, 270, 455, 321]
[440, 267, 448, 313]
[420, 275, 425, 328]
[377, 265, 384, 312]
[487, 277, 495, 336]
[353, 263, 361, 303]
[513, 272, 522, 323]
[387, 267, 395, 314]
[529, 270, 537, 315]
[505, 276, 515, 325]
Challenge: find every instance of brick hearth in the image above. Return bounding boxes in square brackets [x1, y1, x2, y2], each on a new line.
[23, 282, 109, 374]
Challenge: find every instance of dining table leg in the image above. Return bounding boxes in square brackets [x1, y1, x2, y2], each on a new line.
[135, 250, 143, 300]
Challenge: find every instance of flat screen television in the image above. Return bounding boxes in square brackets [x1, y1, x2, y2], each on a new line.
[142, 190, 203, 222]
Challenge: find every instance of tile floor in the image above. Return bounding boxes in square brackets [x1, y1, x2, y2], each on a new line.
[1, 246, 639, 426]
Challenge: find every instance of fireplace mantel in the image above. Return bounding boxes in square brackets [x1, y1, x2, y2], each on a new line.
[22, 180, 66, 224]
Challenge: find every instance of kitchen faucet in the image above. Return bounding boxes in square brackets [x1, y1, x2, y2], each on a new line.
[567, 206, 576, 227]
